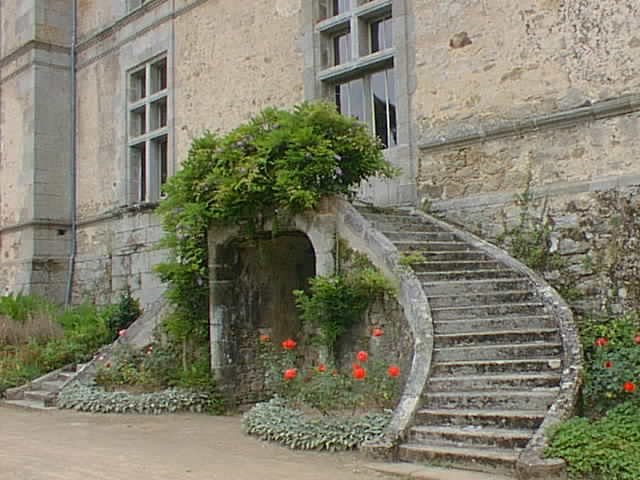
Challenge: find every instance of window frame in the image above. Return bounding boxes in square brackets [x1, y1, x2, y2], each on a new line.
[126, 54, 171, 205]
[314, 0, 397, 147]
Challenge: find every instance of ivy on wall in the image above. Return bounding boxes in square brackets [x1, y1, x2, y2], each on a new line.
[155, 102, 394, 364]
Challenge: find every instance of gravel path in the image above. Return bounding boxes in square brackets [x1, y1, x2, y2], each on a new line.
[0, 406, 392, 480]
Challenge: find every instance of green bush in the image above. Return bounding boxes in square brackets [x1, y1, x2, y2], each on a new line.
[155, 101, 394, 366]
[580, 312, 640, 413]
[105, 292, 142, 337]
[0, 293, 53, 322]
[242, 398, 390, 451]
[546, 402, 640, 480]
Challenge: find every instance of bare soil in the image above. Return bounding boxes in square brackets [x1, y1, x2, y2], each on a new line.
[0, 405, 392, 480]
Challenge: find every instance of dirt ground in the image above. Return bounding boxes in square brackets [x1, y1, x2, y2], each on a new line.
[0, 405, 393, 480]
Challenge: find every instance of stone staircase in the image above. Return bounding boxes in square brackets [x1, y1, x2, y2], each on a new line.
[359, 207, 566, 477]
[2, 364, 82, 410]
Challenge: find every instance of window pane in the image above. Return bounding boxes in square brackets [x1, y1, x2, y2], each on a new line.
[371, 71, 388, 147]
[386, 69, 398, 147]
[332, 0, 351, 15]
[150, 98, 167, 131]
[150, 58, 167, 93]
[155, 135, 169, 188]
[335, 79, 364, 122]
[130, 144, 146, 202]
[130, 69, 146, 102]
[130, 106, 146, 137]
[333, 32, 351, 65]
[371, 17, 392, 53]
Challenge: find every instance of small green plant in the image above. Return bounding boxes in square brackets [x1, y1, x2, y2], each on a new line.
[294, 263, 394, 355]
[546, 402, 640, 480]
[398, 251, 426, 267]
[105, 292, 141, 338]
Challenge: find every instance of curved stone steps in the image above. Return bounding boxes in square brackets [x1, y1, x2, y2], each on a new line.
[356, 206, 574, 478]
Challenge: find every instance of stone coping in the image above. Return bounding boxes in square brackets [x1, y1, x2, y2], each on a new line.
[410, 208, 583, 480]
[336, 198, 434, 460]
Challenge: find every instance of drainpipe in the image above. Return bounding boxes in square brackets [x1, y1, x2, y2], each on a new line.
[64, 0, 78, 307]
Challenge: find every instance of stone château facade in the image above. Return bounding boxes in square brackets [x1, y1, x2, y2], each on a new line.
[1, 0, 639, 314]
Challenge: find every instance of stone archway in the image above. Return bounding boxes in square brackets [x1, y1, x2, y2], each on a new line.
[207, 204, 337, 402]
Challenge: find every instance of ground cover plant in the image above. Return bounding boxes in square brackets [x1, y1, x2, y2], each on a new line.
[0, 293, 140, 396]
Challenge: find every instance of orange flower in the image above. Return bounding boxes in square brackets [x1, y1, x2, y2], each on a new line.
[352, 367, 366, 380]
[356, 351, 368, 362]
[387, 365, 401, 377]
[283, 368, 297, 381]
[281, 338, 297, 350]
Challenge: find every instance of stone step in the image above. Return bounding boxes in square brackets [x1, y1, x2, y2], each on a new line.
[409, 425, 533, 450]
[428, 372, 562, 392]
[431, 302, 546, 320]
[431, 358, 563, 376]
[433, 315, 556, 335]
[395, 240, 476, 252]
[433, 342, 563, 362]
[416, 250, 494, 262]
[415, 408, 546, 430]
[0, 399, 57, 411]
[418, 269, 524, 282]
[423, 390, 557, 411]
[410, 260, 504, 273]
[40, 380, 67, 392]
[384, 231, 461, 242]
[399, 443, 519, 476]
[23, 390, 56, 406]
[434, 329, 560, 347]
[428, 290, 537, 308]
[423, 278, 533, 295]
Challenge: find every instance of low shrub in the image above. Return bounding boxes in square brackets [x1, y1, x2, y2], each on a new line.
[57, 383, 221, 415]
[546, 402, 640, 480]
[242, 397, 390, 451]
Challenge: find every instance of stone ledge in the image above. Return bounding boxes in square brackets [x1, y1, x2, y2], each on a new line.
[365, 462, 515, 480]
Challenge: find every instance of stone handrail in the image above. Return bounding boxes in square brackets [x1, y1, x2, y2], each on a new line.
[410, 208, 583, 479]
[335, 198, 434, 459]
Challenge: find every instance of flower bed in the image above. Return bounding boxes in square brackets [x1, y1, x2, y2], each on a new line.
[57, 383, 216, 415]
[242, 398, 390, 451]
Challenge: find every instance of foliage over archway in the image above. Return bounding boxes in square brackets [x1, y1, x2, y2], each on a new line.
[155, 102, 394, 362]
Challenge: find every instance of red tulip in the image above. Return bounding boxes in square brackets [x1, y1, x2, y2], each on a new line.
[283, 368, 297, 381]
[623, 381, 635, 393]
[316, 363, 326, 373]
[281, 338, 297, 350]
[372, 328, 384, 337]
[352, 367, 366, 380]
[594, 337, 608, 347]
[356, 351, 369, 362]
[387, 365, 401, 377]
[603, 360, 613, 369]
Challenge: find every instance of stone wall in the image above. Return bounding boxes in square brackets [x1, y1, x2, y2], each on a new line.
[435, 184, 640, 318]
[412, 0, 640, 136]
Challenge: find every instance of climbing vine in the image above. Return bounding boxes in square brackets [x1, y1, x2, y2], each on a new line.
[155, 102, 394, 362]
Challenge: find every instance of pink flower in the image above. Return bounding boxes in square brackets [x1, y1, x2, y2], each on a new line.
[118, 329, 127, 337]
[594, 337, 608, 347]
